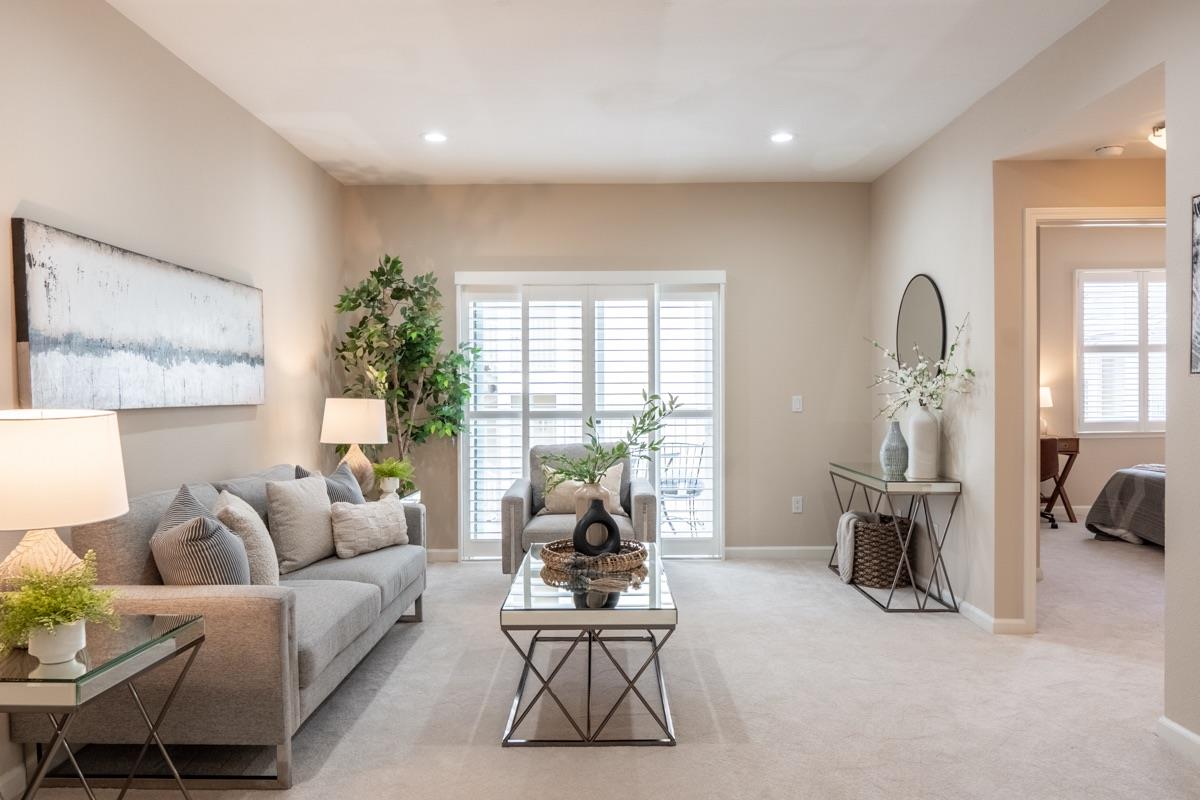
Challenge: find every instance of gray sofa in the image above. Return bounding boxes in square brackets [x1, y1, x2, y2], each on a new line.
[10, 464, 426, 788]
[501, 444, 657, 574]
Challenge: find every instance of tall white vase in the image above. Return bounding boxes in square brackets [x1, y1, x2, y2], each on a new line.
[905, 405, 941, 480]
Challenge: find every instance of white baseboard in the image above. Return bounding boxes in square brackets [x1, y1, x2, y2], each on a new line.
[724, 546, 834, 560]
[916, 572, 1033, 634]
[1157, 716, 1200, 767]
[427, 548, 459, 563]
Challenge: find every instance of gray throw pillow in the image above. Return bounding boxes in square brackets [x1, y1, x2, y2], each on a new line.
[295, 463, 366, 505]
[331, 497, 409, 559]
[150, 516, 251, 586]
[214, 490, 280, 585]
[266, 476, 334, 573]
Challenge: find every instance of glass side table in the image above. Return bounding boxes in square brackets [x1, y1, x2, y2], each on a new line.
[828, 461, 962, 613]
[0, 614, 204, 799]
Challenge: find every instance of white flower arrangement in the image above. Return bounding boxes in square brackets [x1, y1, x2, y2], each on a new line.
[870, 316, 975, 419]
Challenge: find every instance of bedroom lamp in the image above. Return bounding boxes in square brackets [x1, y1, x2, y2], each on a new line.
[1039, 386, 1054, 435]
[320, 398, 388, 492]
[0, 410, 128, 583]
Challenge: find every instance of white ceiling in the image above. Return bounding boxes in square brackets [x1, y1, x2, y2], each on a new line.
[108, 0, 1110, 185]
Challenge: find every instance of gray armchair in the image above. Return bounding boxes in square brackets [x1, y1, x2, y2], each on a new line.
[501, 444, 657, 574]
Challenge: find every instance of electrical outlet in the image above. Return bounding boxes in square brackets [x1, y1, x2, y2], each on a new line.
[791, 496, 804, 513]
[791, 395, 804, 413]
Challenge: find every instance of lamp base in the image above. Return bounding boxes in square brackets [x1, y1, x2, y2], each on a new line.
[339, 443, 375, 494]
[1040, 416, 1049, 435]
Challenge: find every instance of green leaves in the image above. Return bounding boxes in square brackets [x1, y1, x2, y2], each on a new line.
[335, 256, 478, 466]
[0, 551, 118, 650]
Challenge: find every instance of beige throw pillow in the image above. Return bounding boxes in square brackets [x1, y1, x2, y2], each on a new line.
[331, 496, 409, 558]
[214, 490, 280, 585]
[540, 463, 626, 516]
[266, 475, 334, 573]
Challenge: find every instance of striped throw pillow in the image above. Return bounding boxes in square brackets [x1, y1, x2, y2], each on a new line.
[295, 463, 366, 505]
[150, 516, 251, 586]
[155, 484, 216, 535]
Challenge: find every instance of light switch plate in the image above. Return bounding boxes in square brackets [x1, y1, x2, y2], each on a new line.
[791, 496, 804, 513]
[791, 395, 804, 413]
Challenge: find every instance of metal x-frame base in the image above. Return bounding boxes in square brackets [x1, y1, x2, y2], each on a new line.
[502, 626, 676, 746]
[828, 474, 960, 613]
[25, 638, 203, 800]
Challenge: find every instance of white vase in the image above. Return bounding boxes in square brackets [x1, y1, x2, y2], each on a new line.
[27, 619, 86, 665]
[378, 476, 401, 499]
[905, 405, 941, 480]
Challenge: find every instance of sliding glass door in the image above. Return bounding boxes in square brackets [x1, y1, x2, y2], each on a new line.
[458, 274, 723, 560]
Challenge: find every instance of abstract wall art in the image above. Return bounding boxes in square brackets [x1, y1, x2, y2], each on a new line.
[12, 219, 265, 409]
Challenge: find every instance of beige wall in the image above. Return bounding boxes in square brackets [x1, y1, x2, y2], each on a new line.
[343, 183, 872, 553]
[1039, 224, 1166, 507]
[0, 0, 344, 503]
[871, 0, 1200, 744]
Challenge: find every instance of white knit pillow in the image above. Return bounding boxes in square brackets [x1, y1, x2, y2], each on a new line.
[540, 463, 626, 517]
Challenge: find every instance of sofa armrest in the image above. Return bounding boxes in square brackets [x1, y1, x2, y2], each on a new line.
[402, 502, 427, 547]
[630, 477, 657, 542]
[502, 478, 533, 574]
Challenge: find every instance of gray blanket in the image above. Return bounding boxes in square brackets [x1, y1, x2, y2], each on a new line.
[1085, 465, 1166, 546]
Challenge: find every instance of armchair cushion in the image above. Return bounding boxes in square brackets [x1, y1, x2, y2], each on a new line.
[522, 513, 635, 549]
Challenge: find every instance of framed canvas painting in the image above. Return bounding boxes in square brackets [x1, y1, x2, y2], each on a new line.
[12, 219, 265, 409]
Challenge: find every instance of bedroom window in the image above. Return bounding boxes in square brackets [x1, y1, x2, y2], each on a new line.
[1074, 268, 1165, 434]
[456, 271, 725, 560]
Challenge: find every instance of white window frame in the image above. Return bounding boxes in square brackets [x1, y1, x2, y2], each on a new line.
[1073, 267, 1165, 435]
[456, 270, 725, 561]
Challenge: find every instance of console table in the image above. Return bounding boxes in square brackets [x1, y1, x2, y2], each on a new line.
[828, 461, 961, 613]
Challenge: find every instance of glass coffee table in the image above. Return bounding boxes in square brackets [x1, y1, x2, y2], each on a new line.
[0, 615, 204, 799]
[500, 542, 677, 746]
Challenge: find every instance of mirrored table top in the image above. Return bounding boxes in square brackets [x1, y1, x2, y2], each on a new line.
[829, 461, 961, 494]
[502, 543, 676, 628]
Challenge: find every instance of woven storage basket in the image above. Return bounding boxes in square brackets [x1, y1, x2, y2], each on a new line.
[852, 515, 914, 589]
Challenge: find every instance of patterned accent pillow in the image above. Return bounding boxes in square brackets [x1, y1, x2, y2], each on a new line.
[150, 516, 251, 586]
[331, 496, 409, 559]
[214, 490, 280, 585]
[155, 484, 216, 535]
[295, 463, 366, 505]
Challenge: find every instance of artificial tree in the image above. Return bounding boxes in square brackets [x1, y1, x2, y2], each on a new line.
[335, 256, 476, 469]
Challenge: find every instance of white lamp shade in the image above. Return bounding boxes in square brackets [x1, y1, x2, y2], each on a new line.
[1039, 387, 1054, 409]
[320, 398, 388, 445]
[0, 410, 128, 530]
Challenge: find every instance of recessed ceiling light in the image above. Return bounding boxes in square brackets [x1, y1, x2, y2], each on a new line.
[770, 131, 794, 144]
[422, 131, 448, 144]
[1148, 123, 1166, 150]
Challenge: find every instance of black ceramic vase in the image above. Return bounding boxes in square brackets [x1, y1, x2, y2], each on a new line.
[573, 497, 622, 556]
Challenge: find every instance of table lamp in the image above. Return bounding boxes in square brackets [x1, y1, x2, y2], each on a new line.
[320, 398, 389, 493]
[1039, 386, 1054, 435]
[0, 410, 128, 583]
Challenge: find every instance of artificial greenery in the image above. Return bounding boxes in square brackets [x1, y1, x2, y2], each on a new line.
[336, 255, 478, 463]
[542, 392, 679, 490]
[373, 457, 415, 481]
[870, 315, 976, 419]
[0, 551, 117, 650]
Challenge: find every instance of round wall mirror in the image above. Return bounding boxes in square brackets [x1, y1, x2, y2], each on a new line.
[896, 274, 946, 367]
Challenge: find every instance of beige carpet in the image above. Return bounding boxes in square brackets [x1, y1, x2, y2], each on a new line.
[41, 523, 1200, 799]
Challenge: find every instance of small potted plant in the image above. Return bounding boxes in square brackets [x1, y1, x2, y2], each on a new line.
[0, 551, 117, 668]
[542, 392, 678, 553]
[373, 457, 415, 500]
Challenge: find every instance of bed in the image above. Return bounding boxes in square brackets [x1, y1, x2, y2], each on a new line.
[1085, 464, 1166, 546]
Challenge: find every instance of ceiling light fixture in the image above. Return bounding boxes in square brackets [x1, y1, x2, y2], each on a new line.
[422, 131, 448, 144]
[770, 131, 794, 144]
[1094, 145, 1125, 158]
[1148, 123, 1166, 150]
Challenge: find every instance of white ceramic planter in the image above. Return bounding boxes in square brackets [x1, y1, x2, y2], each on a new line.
[378, 476, 401, 499]
[27, 619, 86, 665]
[905, 405, 941, 480]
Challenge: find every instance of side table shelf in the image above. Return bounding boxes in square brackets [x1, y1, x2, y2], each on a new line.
[828, 462, 961, 614]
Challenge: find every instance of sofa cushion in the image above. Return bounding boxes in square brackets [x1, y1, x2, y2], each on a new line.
[212, 464, 295, 522]
[267, 476, 334, 574]
[296, 463, 366, 505]
[283, 579, 380, 688]
[521, 513, 634, 550]
[283, 545, 426, 608]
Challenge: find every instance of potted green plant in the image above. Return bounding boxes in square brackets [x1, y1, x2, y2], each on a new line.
[335, 256, 477, 490]
[0, 551, 117, 667]
[542, 392, 679, 525]
[373, 457, 416, 499]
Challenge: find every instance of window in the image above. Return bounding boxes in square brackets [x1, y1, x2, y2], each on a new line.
[1075, 268, 1165, 434]
[457, 272, 724, 559]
